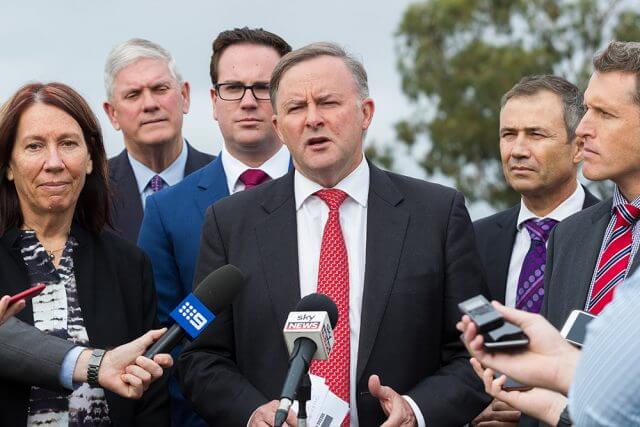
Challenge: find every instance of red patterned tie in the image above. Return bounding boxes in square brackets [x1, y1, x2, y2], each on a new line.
[310, 189, 350, 426]
[588, 204, 640, 314]
[239, 169, 269, 190]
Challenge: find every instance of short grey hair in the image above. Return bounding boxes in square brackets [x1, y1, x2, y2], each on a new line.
[269, 42, 369, 112]
[593, 41, 640, 106]
[501, 74, 585, 141]
[104, 38, 183, 101]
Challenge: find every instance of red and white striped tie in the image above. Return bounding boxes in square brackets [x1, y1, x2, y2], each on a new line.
[588, 204, 640, 314]
[310, 189, 350, 427]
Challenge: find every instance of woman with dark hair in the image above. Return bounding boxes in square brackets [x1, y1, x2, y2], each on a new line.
[0, 82, 169, 426]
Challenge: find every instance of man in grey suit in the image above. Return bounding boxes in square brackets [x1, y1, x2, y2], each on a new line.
[542, 41, 640, 328]
[0, 298, 171, 399]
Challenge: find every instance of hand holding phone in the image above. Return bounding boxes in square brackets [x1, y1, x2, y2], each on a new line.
[459, 295, 529, 350]
[9, 284, 46, 305]
[560, 310, 596, 347]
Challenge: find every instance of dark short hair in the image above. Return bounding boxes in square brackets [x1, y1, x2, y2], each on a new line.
[593, 41, 640, 106]
[209, 27, 291, 85]
[0, 82, 111, 235]
[501, 74, 585, 141]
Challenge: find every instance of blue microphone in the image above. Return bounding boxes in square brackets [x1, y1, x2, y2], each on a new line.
[144, 264, 244, 358]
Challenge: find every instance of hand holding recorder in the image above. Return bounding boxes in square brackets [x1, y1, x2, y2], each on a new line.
[457, 299, 579, 395]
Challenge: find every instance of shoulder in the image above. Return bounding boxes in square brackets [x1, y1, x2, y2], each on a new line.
[473, 205, 518, 230]
[376, 168, 464, 217]
[94, 229, 150, 266]
[554, 198, 611, 235]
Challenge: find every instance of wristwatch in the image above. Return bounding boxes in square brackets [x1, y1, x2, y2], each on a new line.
[87, 349, 106, 388]
[556, 405, 572, 427]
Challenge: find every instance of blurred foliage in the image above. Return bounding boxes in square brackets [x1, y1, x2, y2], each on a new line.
[392, 0, 640, 208]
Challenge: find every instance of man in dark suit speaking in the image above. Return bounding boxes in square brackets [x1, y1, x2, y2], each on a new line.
[179, 42, 489, 426]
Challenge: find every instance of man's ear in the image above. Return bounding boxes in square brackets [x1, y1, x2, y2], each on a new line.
[360, 98, 375, 131]
[103, 101, 121, 131]
[210, 88, 219, 122]
[571, 135, 585, 164]
[181, 81, 191, 114]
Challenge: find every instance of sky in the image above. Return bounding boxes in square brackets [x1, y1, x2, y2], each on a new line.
[0, 0, 495, 218]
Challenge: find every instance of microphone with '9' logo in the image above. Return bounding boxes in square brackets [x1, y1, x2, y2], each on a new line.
[144, 264, 244, 359]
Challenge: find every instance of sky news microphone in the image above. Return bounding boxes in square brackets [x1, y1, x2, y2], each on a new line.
[274, 293, 338, 427]
[144, 264, 244, 359]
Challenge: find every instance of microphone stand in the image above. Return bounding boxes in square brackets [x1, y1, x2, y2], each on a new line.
[297, 373, 311, 427]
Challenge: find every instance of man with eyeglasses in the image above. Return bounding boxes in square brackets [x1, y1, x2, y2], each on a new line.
[137, 27, 291, 427]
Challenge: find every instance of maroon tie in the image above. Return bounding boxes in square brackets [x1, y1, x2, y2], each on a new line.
[238, 169, 269, 190]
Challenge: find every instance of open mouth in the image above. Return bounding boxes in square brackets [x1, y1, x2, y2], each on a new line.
[307, 136, 331, 146]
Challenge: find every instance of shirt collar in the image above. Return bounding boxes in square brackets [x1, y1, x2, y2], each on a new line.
[127, 140, 188, 194]
[221, 144, 290, 194]
[611, 185, 640, 212]
[516, 182, 585, 230]
[294, 155, 369, 210]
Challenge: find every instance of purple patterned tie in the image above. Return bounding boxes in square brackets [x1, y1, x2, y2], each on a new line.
[149, 175, 166, 193]
[238, 169, 269, 190]
[516, 218, 558, 312]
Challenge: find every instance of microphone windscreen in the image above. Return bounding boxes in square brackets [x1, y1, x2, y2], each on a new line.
[295, 293, 339, 329]
[194, 264, 245, 314]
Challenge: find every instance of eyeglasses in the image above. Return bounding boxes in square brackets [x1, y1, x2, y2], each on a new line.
[214, 83, 271, 101]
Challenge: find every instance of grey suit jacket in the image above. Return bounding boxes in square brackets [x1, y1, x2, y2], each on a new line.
[0, 317, 74, 391]
[542, 198, 640, 328]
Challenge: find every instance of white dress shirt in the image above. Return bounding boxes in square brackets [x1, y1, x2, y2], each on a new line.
[504, 183, 585, 307]
[127, 139, 188, 208]
[294, 156, 425, 427]
[220, 144, 290, 195]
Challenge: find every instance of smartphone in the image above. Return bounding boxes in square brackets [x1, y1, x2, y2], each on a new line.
[494, 372, 532, 391]
[560, 310, 596, 347]
[459, 295, 529, 350]
[8, 283, 46, 305]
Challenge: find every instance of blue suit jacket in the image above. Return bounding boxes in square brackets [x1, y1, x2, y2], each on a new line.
[138, 155, 228, 427]
[139, 155, 230, 325]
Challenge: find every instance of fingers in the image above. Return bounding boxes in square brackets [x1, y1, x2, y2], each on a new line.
[132, 328, 168, 353]
[491, 301, 539, 328]
[125, 364, 152, 389]
[0, 296, 25, 324]
[120, 373, 143, 399]
[368, 374, 383, 398]
[152, 353, 174, 368]
[136, 356, 165, 380]
[368, 374, 394, 401]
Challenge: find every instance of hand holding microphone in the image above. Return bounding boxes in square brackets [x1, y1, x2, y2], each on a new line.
[144, 264, 245, 358]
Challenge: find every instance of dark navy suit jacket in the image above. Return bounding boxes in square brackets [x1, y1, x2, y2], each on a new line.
[108, 142, 214, 245]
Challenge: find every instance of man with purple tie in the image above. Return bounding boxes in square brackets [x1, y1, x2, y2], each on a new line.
[472, 75, 599, 425]
[137, 28, 292, 427]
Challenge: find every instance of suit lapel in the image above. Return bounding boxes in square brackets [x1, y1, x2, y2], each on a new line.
[255, 172, 301, 330]
[487, 207, 518, 303]
[571, 200, 612, 308]
[109, 150, 144, 240]
[357, 165, 409, 382]
[195, 156, 230, 217]
[70, 224, 98, 342]
[184, 140, 214, 175]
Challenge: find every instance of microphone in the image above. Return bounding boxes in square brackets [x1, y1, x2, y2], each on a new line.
[274, 293, 339, 427]
[144, 264, 244, 359]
